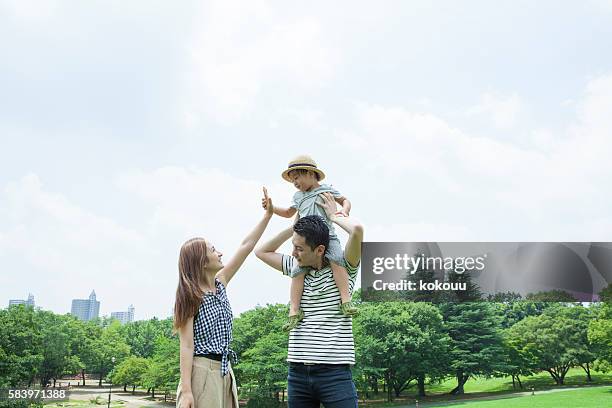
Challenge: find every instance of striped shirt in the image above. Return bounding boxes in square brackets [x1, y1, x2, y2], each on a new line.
[282, 255, 359, 364]
[192, 278, 236, 376]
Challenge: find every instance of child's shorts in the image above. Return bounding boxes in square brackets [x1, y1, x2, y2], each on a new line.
[290, 236, 344, 278]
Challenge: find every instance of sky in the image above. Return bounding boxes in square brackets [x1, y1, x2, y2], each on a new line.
[1, 0, 612, 320]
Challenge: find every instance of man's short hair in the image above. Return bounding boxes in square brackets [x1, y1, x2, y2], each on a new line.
[293, 215, 329, 251]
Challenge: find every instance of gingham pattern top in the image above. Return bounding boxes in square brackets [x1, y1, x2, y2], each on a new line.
[193, 278, 236, 376]
[282, 255, 359, 364]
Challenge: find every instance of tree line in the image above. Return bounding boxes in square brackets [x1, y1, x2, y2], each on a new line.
[1, 284, 610, 405]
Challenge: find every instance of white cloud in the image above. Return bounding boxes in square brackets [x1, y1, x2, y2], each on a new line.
[0, 0, 58, 21]
[115, 166, 297, 314]
[590, 0, 612, 12]
[0, 174, 149, 316]
[368, 222, 474, 242]
[117, 166, 264, 238]
[342, 103, 539, 190]
[183, 0, 338, 124]
[466, 91, 522, 129]
[1, 174, 143, 260]
[0, 169, 297, 318]
[340, 73, 612, 239]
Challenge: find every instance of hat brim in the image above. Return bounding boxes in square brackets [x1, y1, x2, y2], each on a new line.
[282, 166, 326, 182]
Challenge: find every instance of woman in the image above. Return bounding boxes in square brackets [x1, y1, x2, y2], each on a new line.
[174, 188, 273, 408]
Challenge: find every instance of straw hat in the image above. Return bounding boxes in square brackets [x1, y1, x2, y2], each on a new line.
[281, 155, 326, 182]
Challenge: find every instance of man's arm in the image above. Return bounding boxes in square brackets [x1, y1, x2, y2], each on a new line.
[318, 193, 363, 268]
[331, 214, 363, 268]
[255, 226, 294, 272]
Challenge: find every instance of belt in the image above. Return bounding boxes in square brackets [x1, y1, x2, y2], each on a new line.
[195, 353, 223, 361]
[289, 362, 349, 368]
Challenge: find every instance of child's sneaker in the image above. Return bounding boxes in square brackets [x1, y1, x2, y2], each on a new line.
[340, 301, 359, 316]
[283, 309, 304, 332]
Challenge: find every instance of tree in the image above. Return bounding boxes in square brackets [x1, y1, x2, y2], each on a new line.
[119, 317, 174, 359]
[440, 302, 506, 395]
[507, 307, 591, 385]
[354, 302, 451, 400]
[232, 304, 288, 401]
[36, 312, 83, 386]
[493, 300, 555, 329]
[502, 328, 537, 389]
[86, 320, 130, 387]
[110, 357, 150, 394]
[545, 305, 596, 381]
[119, 320, 159, 359]
[524, 290, 578, 302]
[240, 331, 288, 400]
[588, 284, 612, 372]
[78, 321, 104, 386]
[0, 305, 44, 387]
[142, 336, 180, 399]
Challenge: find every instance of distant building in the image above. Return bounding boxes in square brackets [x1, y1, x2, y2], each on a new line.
[9, 293, 35, 308]
[111, 304, 135, 325]
[70, 290, 100, 321]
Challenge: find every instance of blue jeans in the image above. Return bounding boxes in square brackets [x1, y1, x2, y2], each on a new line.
[288, 363, 358, 407]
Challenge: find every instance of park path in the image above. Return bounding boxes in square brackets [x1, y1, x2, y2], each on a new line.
[68, 387, 172, 408]
[391, 384, 612, 407]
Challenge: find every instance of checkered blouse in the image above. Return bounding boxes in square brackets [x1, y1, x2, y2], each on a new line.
[193, 278, 236, 376]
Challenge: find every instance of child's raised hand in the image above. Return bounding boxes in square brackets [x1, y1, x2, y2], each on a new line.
[262, 187, 273, 216]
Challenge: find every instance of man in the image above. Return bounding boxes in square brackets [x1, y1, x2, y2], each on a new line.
[256, 192, 364, 407]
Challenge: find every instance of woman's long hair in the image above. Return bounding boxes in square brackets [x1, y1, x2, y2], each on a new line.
[173, 238, 211, 331]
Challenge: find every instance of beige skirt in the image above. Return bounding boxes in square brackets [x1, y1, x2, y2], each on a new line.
[176, 356, 238, 408]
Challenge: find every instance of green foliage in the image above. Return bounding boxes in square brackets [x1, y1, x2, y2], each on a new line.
[36, 311, 85, 386]
[354, 302, 451, 399]
[118, 318, 173, 359]
[440, 302, 507, 395]
[84, 320, 131, 386]
[493, 300, 555, 329]
[110, 356, 150, 392]
[0, 305, 44, 386]
[245, 395, 283, 408]
[588, 283, 612, 372]
[232, 304, 288, 396]
[506, 306, 594, 385]
[1, 291, 610, 405]
[141, 336, 180, 393]
[525, 290, 578, 302]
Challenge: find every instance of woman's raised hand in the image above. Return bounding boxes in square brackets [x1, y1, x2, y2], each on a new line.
[262, 187, 273, 216]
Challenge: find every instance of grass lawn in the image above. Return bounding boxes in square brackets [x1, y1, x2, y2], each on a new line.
[362, 368, 612, 407]
[425, 367, 612, 394]
[431, 386, 612, 407]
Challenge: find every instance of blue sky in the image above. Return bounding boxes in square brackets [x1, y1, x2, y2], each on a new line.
[2, 0, 612, 319]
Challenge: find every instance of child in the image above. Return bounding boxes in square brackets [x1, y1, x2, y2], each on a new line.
[272, 155, 358, 331]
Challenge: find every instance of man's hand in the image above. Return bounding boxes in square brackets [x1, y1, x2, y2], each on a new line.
[316, 192, 338, 220]
[262, 187, 273, 217]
